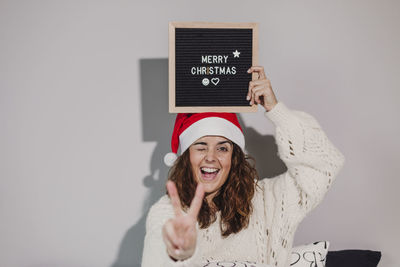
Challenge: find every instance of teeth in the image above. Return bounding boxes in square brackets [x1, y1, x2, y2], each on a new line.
[201, 167, 219, 173]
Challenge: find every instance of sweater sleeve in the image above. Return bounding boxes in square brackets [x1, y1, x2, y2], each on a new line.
[141, 196, 204, 267]
[261, 102, 345, 223]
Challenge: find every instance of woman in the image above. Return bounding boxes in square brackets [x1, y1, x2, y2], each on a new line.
[142, 66, 345, 267]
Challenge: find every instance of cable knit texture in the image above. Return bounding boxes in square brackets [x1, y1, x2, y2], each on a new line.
[141, 102, 345, 267]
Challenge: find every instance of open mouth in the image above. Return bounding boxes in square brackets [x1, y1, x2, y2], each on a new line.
[200, 167, 220, 181]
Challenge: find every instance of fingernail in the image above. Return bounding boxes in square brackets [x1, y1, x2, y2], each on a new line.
[247, 69, 251, 73]
[246, 95, 250, 100]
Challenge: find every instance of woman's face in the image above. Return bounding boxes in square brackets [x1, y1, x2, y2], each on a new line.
[189, 135, 233, 200]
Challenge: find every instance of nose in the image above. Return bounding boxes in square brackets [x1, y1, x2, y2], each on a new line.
[204, 148, 217, 162]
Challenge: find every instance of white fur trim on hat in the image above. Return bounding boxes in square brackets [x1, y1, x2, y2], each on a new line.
[179, 117, 245, 154]
[164, 152, 178, 167]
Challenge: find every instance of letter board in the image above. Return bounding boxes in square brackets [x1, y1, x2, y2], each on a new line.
[169, 22, 258, 113]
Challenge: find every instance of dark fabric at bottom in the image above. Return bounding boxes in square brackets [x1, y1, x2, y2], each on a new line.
[326, 249, 381, 267]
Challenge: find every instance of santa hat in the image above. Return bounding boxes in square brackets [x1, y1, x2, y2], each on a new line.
[164, 112, 245, 166]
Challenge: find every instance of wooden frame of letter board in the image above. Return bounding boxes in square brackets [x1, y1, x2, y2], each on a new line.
[169, 22, 259, 113]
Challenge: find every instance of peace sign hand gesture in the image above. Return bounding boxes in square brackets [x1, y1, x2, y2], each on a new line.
[162, 181, 205, 261]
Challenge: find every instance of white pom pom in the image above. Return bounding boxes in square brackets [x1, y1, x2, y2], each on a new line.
[164, 152, 177, 167]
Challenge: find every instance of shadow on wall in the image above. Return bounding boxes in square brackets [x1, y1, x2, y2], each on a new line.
[111, 59, 287, 267]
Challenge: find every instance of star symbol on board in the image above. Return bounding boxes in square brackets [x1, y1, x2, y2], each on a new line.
[233, 50, 241, 58]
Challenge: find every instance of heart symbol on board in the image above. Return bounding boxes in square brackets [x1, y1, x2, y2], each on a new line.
[211, 78, 220, 86]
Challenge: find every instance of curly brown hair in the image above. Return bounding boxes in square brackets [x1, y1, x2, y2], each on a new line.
[167, 143, 259, 237]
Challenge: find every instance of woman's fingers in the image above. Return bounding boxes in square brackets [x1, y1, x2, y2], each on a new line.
[247, 66, 268, 105]
[166, 181, 183, 217]
[247, 66, 266, 79]
[252, 85, 268, 105]
[247, 80, 266, 95]
[248, 85, 266, 105]
[188, 183, 205, 218]
[246, 66, 277, 111]
[249, 80, 267, 87]
[163, 182, 200, 261]
[247, 80, 267, 103]
[163, 217, 197, 260]
[163, 219, 182, 248]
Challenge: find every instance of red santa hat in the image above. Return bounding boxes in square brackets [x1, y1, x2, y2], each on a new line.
[164, 112, 245, 166]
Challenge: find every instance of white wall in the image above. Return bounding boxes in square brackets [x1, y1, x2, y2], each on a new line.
[1, 1, 399, 266]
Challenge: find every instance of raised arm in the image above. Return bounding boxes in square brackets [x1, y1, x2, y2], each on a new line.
[265, 102, 345, 220]
[247, 66, 345, 221]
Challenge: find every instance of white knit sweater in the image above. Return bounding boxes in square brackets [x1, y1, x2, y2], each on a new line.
[142, 102, 345, 267]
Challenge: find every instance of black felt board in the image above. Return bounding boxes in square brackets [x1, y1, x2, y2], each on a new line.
[175, 28, 252, 107]
[169, 22, 258, 113]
